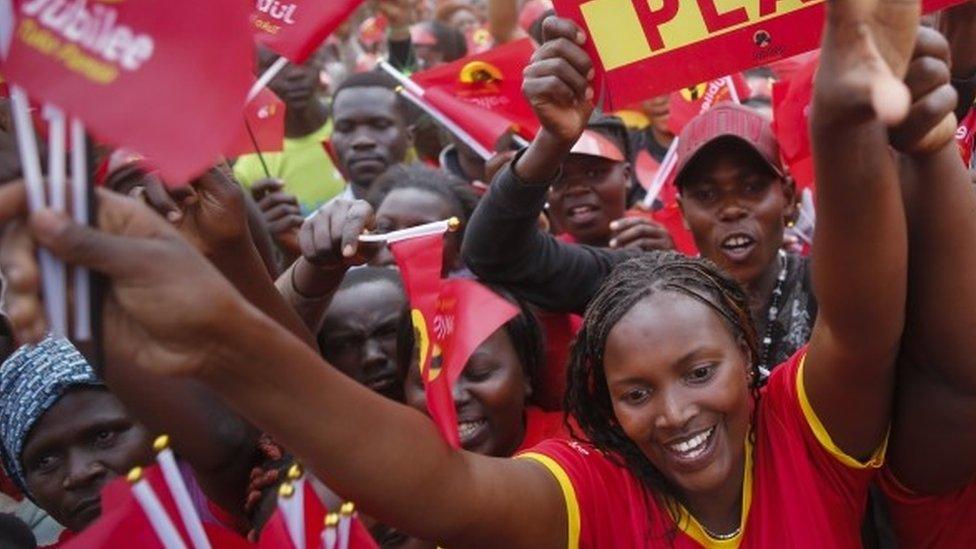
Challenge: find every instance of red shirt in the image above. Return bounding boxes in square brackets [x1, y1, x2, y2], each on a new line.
[519, 349, 883, 548]
[879, 468, 976, 547]
[516, 407, 571, 454]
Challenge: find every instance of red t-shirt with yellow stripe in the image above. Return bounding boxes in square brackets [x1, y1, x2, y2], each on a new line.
[879, 467, 976, 547]
[518, 349, 884, 548]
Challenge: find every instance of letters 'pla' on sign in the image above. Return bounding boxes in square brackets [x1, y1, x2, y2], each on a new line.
[553, 0, 965, 110]
[251, 0, 365, 63]
[2, 0, 254, 184]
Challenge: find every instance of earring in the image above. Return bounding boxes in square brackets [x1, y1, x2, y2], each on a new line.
[785, 218, 796, 228]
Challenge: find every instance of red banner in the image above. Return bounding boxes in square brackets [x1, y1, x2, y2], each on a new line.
[2, 0, 253, 184]
[772, 55, 817, 192]
[411, 38, 541, 143]
[251, 0, 364, 63]
[553, 0, 964, 110]
[667, 73, 750, 135]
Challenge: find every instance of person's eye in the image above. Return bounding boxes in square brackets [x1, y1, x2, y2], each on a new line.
[621, 388, 650, 405]
[371, 119, 392, 130]
[93, 429, 120, 448]
[464, 366, 494, 382]
[32, 454, 60, 475]
[692, 188, 716, 202]
[743, 180, 765, 195]
[687, 364, 716, 384]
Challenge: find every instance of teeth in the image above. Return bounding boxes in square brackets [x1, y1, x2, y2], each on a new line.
[723, 236, 752, 248]
[458, 420, 486, 439]
[570, 206, 593, 215]
[668, 426, 714, 457]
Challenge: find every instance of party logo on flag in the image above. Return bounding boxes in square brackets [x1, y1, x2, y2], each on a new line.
[3, 0, 254, 183]
[251, 0, 364, 63]
[669, 75, 750, 135]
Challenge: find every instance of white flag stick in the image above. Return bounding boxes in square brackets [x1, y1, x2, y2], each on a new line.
[278, 479, 306, 549]
[248, 56, 289, 102]
[42, 105, 68, 336]
[724, 75, 742, 104]
[337, 503, 354, 549]
[377, 60, 424, 97]
[641, 137, 679, 210]
[10, 87, 65, 336]
[358, 217, 459, 244]
[128, 468, 189, 549]
[321, 514, 338, 549]
[154, 437, 211, 549]
[70, 119, 91, 340]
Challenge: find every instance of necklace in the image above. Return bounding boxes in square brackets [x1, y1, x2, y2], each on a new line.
[758, 250, 788, 377]
[702, 523, 742, 541]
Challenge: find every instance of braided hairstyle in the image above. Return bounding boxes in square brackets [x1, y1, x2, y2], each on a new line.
[564, 251, 762, 535]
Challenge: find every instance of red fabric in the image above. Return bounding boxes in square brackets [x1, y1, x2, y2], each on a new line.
[956, 108, 976, 168]
[667, 74, 751, 136]
[633, 149, 661, 192]
[410, 39, 540, 143]
[423, 86, 514, 154]
[772, 55, 818, 193]
[521, 349, 878, 547]
[4, 0, 253, 184]
[879, 468, 976, 547]
[516, 407, 571, 454]
[535, 311, 583, 411]
[63, 465, 249, 548]
[391, 236, 518, 448]
[553, 209, 697, 256]
[251, 0, 365, 63]
[257, 479, 378, 549]
[224, 85, 285, 158]
[0, 467, 22, 501]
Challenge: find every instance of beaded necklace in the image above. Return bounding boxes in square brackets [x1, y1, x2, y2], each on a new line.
[758, 250, 788, 377]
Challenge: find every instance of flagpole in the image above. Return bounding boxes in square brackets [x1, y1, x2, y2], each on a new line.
[70, 119, 92, 340]
[42, 105, 68, 336]
[248, 56, 289, 102]
[358, 217, 460, 244]
[243, 118, 272, 179]
[641, 137, 679, 210]
[337, 502, 354, 549]
[321, 513, 339, 549]
[378, 61, 495, 161]
[10, 87, 65, 337]
[153, 436, 212, 549]
[724, 75, 742, 104]
[277, 464, 306, 549]
[128, 467, 189, 549]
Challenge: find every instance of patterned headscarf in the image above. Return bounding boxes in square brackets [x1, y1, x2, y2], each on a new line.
[0, 336, 103, 494]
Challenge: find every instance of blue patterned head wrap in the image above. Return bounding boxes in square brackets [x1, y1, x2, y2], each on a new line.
[0, 336, 103, 494]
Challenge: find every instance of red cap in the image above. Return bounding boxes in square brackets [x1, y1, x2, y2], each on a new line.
[674, 102, 783, 187]
[570, 129, 626, 162]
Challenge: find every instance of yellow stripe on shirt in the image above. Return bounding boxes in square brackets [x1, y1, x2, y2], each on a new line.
[796, 354, 887, 469]
[518, 453, 581, 549]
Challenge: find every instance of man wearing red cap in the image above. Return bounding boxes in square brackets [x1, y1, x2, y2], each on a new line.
[464, 103, 814, 372]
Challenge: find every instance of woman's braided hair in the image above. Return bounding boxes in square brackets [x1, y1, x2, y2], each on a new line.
[563, 251, 762, 536]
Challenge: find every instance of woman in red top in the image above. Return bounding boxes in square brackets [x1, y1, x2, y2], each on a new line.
[0, 0, 947, 547]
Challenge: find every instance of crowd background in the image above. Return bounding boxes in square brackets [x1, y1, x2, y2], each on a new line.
[1, 0, 976, 547]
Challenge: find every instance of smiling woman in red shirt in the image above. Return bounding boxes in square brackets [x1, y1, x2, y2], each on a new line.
[0, 0, 947, 546]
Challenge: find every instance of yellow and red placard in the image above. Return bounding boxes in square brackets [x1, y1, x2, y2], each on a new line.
[553, 0, 965, 109]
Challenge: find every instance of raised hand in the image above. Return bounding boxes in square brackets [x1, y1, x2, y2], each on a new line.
[815, 0, 920, 127]
[250, 178, 303, 257]
[522, 17, 594, 146]
[889, 26, 959, 154]
[299, 198, 379, 270]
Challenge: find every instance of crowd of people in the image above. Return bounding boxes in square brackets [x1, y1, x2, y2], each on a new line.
[2, 0, 976, 547]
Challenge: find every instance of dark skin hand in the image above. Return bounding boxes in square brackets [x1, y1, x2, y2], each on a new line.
[275, 198, 382, 333]
[887, 27, 976, 495]
[250, 178, 303, 262]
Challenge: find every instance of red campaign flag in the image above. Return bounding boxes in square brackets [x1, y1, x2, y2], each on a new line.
[435, 279, 518, 388]
[2, 0, 254, 185]
[257, 480, 377, 549]
[63, 465, 250, 549]
[667, 74, 751, 136]
[389, 232, 459, 446]
[650, 202, 698, 257]
[224, 85, 285, 158]
[252, 0, 365, 64]
[410, 38, 541, 144]
[772, 55, 818, 193]
[423, 85, 516, 155]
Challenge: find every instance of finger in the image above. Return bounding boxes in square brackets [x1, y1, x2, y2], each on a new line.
[298, 214, 319, 261]
[258, 191, 300, 211]
[609, 224, 668, 248]
[268, 215, 305, 234]
[523, 58, 589, 100]
[264, 202, 302, 223]
[533, 37, 594, 83]
[608, 217, 659, 233]
[0, 222, 43, 338]
[523, 75, 580, 107]
[0, 180, 27, 224]
[871, 71, 912, 126]
[29, 191, 171, 278]
[621, 237, 673, 251]
[541, 16, 586, 46]
[892, 83, 959, 152]
[250, 178, 284, 199]
[142, 176, 183, 222]
[904, 56, 951, 101]
[339, 201, 374, 258]
[912, 26, 950, 64]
